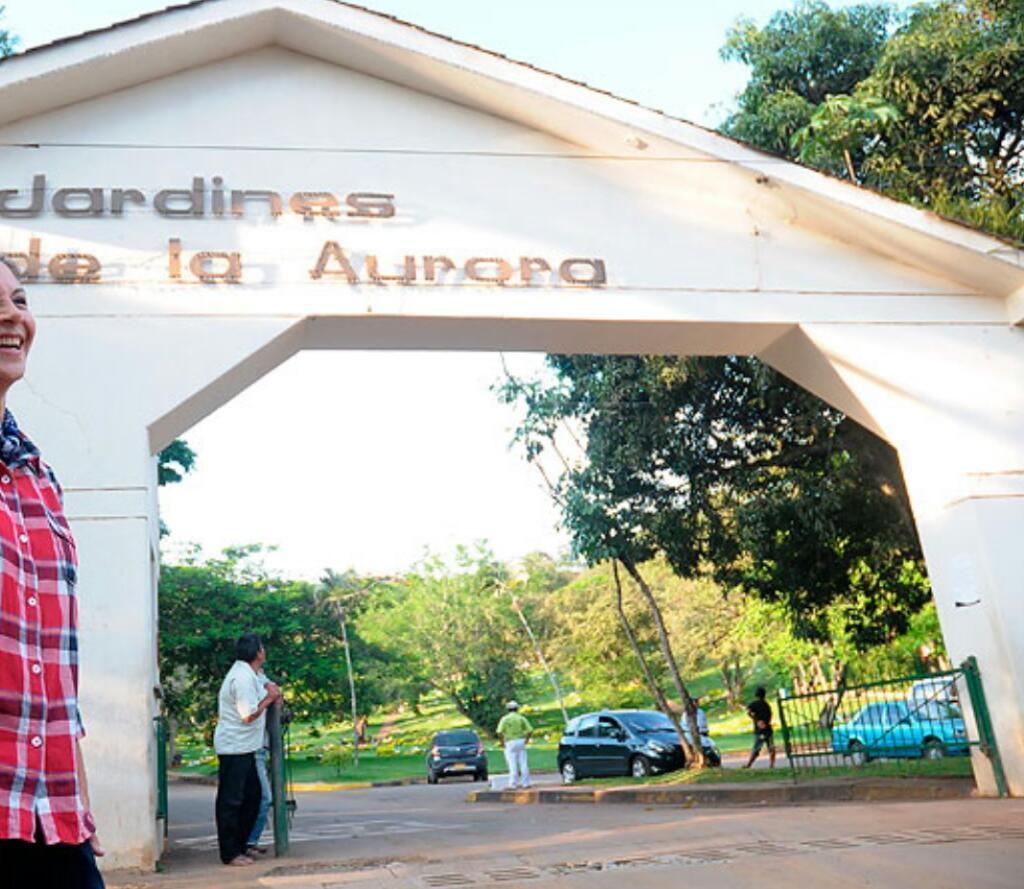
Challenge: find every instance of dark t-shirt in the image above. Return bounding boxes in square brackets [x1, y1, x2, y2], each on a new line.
[748, 698, 772, 732]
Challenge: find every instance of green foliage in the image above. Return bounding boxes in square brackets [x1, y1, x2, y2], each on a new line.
[157, 439, 197, 486]
[498, 355, 928, 647]
[721, 1, 896, 152]
[794, 93, 901, 178]
[159, 547, 389, 733]
[540, 564, 660, 709]
[0, 6, 16, 59]
[157, 438, 197, 538]
[542, 560, 768, 711]
[858, 0, 1024, 241]
[725, 0, 1024, 241]
[357, 545, 527, 736]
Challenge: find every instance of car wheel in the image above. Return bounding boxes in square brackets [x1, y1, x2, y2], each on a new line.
[630, 755, 652, 778]
[560, 761, 577, 785]
[427, 770, 439, 784]
[923, 739, 946, 760]
[848, 741, 868, 766]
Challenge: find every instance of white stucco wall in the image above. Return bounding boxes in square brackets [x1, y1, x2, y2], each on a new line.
[0, 39, 1021, 869]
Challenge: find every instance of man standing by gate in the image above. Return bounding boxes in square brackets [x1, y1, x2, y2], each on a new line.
[496, 701, 533, 790]
[213, 633, 281, 867]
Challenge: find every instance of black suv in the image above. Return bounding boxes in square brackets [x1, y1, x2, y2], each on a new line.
[426, 729, 489, 783]
[557, 710, 719, 783]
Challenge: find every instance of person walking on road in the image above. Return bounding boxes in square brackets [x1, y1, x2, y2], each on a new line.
[496, 701, 533, 790]
[743, 686, 776, 769]
[213, 633, 282, 867]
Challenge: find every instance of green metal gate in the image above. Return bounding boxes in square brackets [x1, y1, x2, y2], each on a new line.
[777, 657, 1007, 795]
[268, 703, 297, 856]
[154, 714, 169, 872]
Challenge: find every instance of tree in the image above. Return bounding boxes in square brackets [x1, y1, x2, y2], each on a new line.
[157, 439, 196, 486]
[158, 547, 388, 738]
[857, 0, 1024, 241]
[539, 564, 662, 708]
[642, 561, 762, 710]
[157, 438, 197, 537]
[793, 93, 901, 180]
[724, 0, 1024, 241]
[357, 546, 527, 736]
[0, 6, 17, 59]
[317, 569, 374, 764]
[498, 355, 928, 648]
[721, 1, 896, 155]
[498, 366, 707, 762]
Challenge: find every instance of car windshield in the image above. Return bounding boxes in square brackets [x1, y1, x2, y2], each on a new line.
[435, 731, 478, 745]
[620, 712, 674, 734]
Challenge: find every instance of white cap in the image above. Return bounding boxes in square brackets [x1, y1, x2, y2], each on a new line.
[506, 700, 519, 710]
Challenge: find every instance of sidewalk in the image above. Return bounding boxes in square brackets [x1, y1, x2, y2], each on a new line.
[466, 775, 976, 807]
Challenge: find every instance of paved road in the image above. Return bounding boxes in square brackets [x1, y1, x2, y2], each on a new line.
[109, 780, 1024, 888]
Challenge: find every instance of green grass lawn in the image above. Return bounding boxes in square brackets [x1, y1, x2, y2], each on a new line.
[173, 697, 562, 786]
[577, 755, 974, 787]
[176, 745, 561, 786]
[171, 665, 784, 785]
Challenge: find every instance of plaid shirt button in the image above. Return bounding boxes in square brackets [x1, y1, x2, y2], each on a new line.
[30, 737, 42, 748]
[1, 475, 9, 483]
[27, 596, 37, 606]
[17, 532, 27, 543]
[31, 663, 41, 675]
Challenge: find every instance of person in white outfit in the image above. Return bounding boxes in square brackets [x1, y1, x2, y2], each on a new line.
[496, 701, 533, 789]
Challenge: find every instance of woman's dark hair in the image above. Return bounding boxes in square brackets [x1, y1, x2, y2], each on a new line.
[0, 257, 21, 280]
[235, 632, 263, 663]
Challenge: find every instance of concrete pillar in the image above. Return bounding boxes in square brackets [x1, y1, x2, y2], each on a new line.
[13, 316, 302, 868]
[785, 323, 1024, 795]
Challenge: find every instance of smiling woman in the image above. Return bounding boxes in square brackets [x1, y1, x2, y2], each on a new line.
[0, 259, 34, 388]
[0, 258, 106, 886]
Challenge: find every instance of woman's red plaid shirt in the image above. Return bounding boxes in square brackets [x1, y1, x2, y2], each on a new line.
[0, 412, 95, 844]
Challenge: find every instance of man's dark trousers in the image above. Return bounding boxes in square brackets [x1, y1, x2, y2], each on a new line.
[0, 838, 105, 888]
[216, 752, 261, 863]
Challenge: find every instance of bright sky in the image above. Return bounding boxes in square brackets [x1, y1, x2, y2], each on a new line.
[2, 0, 914, 578]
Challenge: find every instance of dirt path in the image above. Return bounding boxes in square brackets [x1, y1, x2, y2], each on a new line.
[372, 711, 401, 742]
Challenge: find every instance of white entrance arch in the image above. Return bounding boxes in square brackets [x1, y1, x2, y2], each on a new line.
[1, 0, 1022, 868]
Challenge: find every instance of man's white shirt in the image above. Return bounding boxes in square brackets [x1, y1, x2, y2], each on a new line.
[214, 660, 268, 754]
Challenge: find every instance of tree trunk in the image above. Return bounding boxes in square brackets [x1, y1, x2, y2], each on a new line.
[619, 557, 706, 767]
[843, 147, 857, 182]
[612, 561, 697, 764]
[336, 605, 360, 767]
[167, 715, 179, 768]
[512, 597, 569, 726]
[720, 659, 744, 710]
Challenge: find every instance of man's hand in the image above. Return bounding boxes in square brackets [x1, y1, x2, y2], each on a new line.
[89, 834, 105, 857]
[265, 681, 282, 701]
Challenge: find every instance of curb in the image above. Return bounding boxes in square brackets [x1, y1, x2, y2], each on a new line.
[168, 772, 428, 791]
[466, 777, 976, 808]
[169, 772, 217, 787]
